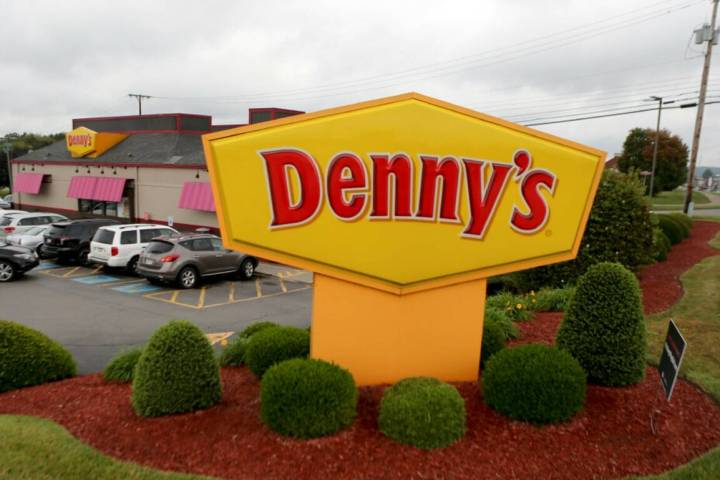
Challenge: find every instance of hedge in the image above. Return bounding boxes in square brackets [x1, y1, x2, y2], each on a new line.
[379, 377, 466, 449]
[132, 320, 222, 417]
[239, 321, 278, 340]
[668, 212, 692, 232]
[484, 307, 519, 340]
[103, 347, 142, 383]
[483, 344, 586, 424]
[516, 171, 653, 290]
[652, 228, 671, 262]
[261, 358, 357, 438]
[0, 320, 76, 392]
[219, 337, 249, 367]
[245, 326, 310, 378]
[556, 262, 646, 386]
[657, 215, 684, 245]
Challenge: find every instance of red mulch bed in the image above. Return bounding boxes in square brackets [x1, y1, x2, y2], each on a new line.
[1, 221, 719, 480]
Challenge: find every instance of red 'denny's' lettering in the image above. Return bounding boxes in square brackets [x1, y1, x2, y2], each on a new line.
[327, 152, 368, 220]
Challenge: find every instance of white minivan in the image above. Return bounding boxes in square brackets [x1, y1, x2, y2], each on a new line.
[88, 224, 178, 273]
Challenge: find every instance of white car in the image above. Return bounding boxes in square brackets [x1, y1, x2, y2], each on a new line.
[0, 198, 11, 209]
[89, 224, 179, 273]
[0, 212, 67, 239]
[6, 224, 52, 254]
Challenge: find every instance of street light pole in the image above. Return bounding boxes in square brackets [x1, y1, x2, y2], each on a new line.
[684, 0, 719, 214]
[2, 143, 12, 191]
[649, 96, 663, 198]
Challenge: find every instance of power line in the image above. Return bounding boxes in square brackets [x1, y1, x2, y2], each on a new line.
[149, 0, 703, 103]
[523, 100, 719, 126]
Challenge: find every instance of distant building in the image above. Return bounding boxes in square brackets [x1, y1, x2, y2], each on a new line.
[10, 108, 303, 232]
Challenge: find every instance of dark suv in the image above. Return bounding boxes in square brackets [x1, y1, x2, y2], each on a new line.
[42, 219, 121, 264]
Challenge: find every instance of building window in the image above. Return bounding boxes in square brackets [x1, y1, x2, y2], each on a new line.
[78, 198, 130, 218]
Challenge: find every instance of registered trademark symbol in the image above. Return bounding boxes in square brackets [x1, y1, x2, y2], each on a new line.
[546, 229, 552, 237]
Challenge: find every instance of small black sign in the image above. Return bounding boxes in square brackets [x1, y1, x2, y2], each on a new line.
[658, 319, 687, 401]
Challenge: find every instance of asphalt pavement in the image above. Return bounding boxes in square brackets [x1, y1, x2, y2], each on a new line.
[0, 261, 312, 374]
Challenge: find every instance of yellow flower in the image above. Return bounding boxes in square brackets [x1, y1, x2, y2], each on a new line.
[220, 338, 229, 347]
[530, 290, 536, 296]
[516, 303, 523, 309]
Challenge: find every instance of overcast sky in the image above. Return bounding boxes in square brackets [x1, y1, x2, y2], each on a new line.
[2, 0, 718, 165]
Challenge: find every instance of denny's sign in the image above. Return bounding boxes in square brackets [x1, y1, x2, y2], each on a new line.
[66, 127, 127, 159]
[203, 93, 605, 384]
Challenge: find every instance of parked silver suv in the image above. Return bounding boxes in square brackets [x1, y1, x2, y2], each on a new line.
[136, 233, 258, 288]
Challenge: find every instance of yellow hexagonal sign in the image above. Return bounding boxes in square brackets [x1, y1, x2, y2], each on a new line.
[203, 93, 605, 295]
[66, 127, 97, 158]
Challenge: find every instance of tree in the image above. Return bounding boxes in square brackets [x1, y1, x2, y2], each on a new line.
[617, 127, 689, 195]
[702, 168, 714, 180]
[0, 132, 65, 188]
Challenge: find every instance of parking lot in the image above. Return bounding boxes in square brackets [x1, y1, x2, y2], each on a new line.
[1, 260, 313, 374]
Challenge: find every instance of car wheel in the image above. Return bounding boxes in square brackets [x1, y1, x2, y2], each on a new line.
[78, 250, 90, 267]
[126, 256, 140, 276]
[177, 266, 199, 289]
[35, 245, 45, 259]
[238, 259, 256, 280]
[0, 261, 15, 282]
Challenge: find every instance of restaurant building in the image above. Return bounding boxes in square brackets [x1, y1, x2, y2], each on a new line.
[10, 108, 302, 232]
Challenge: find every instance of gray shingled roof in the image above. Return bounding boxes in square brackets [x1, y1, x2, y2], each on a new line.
[14, 133, 206, 166]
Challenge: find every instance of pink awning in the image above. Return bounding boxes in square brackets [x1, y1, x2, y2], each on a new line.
[13, 173, 46, 194]
[94, 177, 127, 202]
[67, 176, 127, 202]
[178, 182, 216, 212]
[67, 176, 98, 199]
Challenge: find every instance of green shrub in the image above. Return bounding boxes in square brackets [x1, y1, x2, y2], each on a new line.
[665, 214, 689, 239]
[245, 326, 310, 378]
[481, 319, 507, 368]
[261, 358, 357, 438]
[103, 347, 142, 383]
[239, 321, 278, 339]
[531, 287, 576, 312]
[486, 291, 532, 321]
[557, 262, 646, 386]
[132, 320, 222, 417]
[517, 171, 653, 290]
[657, 215, 684, 245]
[0, 320, 76, 393]
[483, 344, 586, 424]
[652, 228, 671, 262]
[669, 212, 692, 232]
[379, 377, 466, 449]
[484, 307, 519, 340]
[219, 337, 248, 367]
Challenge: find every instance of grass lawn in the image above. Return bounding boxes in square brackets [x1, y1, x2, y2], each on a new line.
[651, 190, 711, 206]
[637, 229, 720, 480]
[0, 228, 719, 479]
[0, 415, 215, 480]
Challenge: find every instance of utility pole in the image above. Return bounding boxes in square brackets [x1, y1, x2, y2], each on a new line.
[649, 96, 665, 198]
[684, 0, 719, 214]
[128, 93, 152, 116]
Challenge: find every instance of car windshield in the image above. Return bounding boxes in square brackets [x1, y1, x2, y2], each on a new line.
[94, 229, 115, 244]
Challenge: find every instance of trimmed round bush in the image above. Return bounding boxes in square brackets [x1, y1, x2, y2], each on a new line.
[480, 319, 506, 368]
[245, 326, 310, 378]
[557, 262, 646, 386]
[484, 307, 519, 340]
[239, 321, 278, 339]
[669, 212, 692, 232]
[132, 320, 222, 417]
[103, 347, 142, 383]
[657, 215, 684, 245]
[483, 344, 586, 424]
[261, 358, 357, 438]
[219, 337, 248, 367]
[0, 320, 76, 392]
[379, 377, 466, 449]
[664, 215, 689, 239]
[652, 229, 671, 262]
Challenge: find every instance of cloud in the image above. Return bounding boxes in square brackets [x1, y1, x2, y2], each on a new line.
[1, 0, 717, 164]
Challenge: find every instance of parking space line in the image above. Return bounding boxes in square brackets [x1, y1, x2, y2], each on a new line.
[255, 279, 262, 297]
[101, 278, 145, 287]
[202, 285, 311, 309]
[197, 287, 207, 308]
[229, 282, 236, 302]
[171, 290, 180, 302]
[62, 267, 81, 278]
[279, 276, 287, 293]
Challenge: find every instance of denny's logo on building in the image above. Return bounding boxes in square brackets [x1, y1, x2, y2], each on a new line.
[66, 126, 127, 159]
[203, 93, 605, 294]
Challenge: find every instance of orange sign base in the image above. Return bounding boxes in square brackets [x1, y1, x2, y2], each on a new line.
[310, 274, 487, 385]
